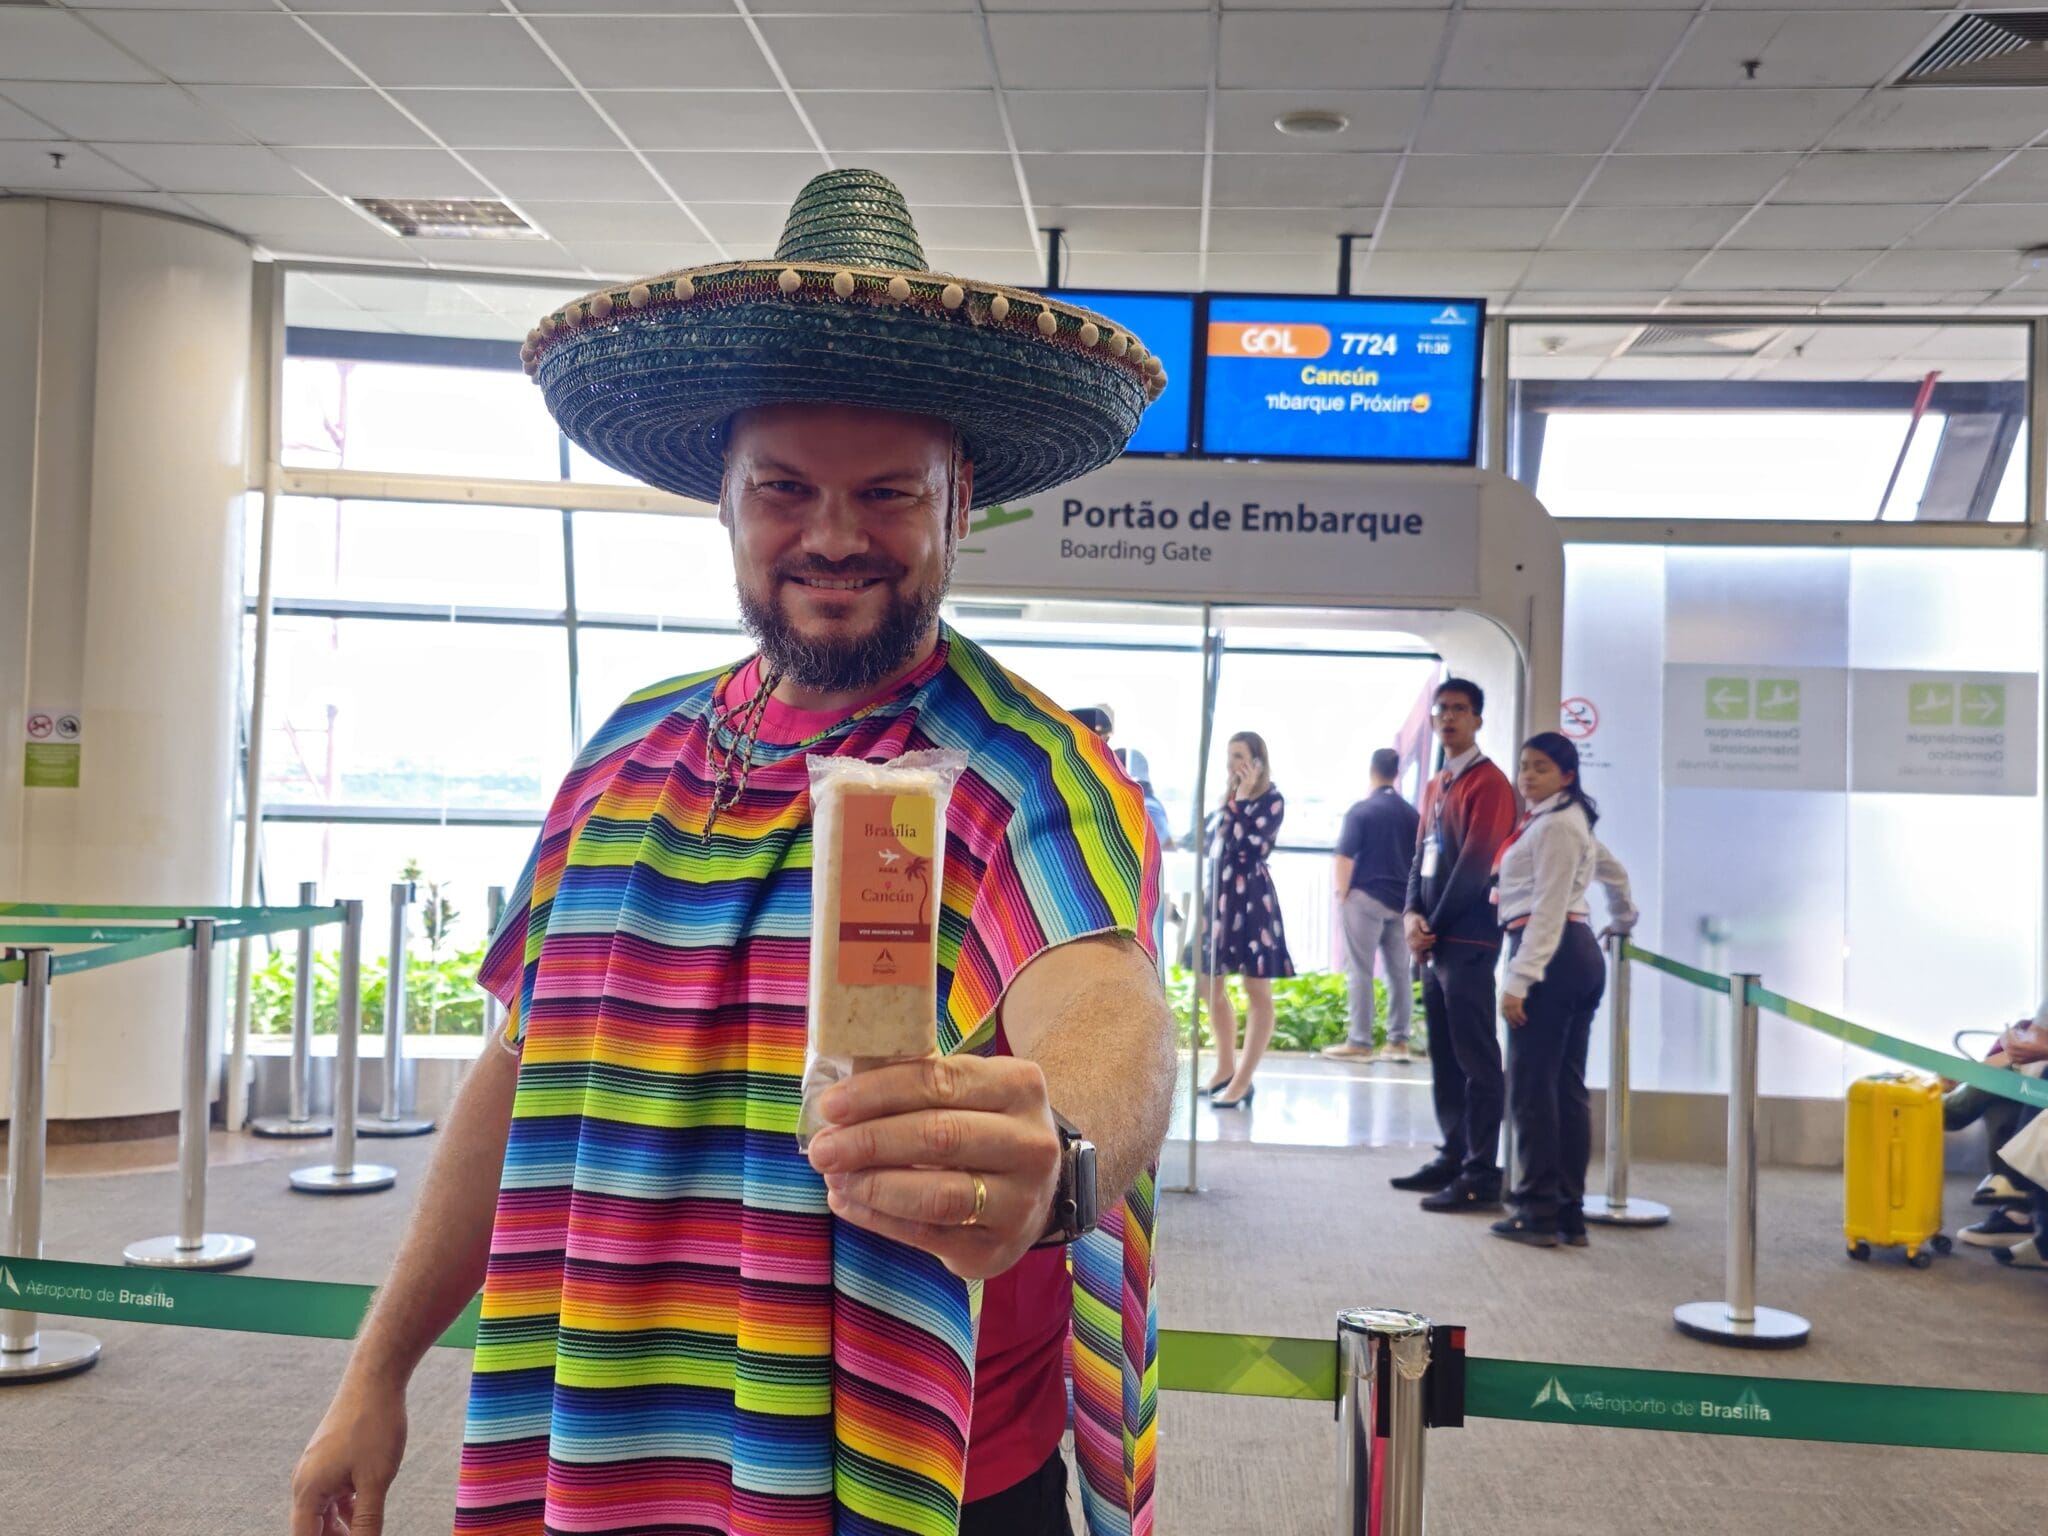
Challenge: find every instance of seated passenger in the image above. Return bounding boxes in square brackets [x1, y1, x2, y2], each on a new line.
[1955, 1005, 2047, 1250]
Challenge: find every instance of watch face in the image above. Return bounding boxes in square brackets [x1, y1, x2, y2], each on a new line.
[1071, 1141, 1099, 1238]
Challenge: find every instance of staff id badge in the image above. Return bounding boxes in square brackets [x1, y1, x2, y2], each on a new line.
[1420, 835, 1441, 880]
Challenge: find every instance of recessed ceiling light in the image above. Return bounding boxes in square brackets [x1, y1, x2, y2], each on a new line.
[353, 198, 541, 240]
[1274, 110, 1350, 138]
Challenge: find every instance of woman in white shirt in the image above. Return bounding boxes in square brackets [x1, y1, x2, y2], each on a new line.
[1491, 731, 1636, 1249]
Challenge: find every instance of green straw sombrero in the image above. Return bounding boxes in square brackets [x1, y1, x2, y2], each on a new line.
[523, 169, 1163, 509]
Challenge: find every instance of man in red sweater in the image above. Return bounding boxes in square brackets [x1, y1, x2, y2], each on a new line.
[1395, 677, 1521, 1210]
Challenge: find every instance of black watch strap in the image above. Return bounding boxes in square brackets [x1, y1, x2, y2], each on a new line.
[1033, 1108, 1099, 1249]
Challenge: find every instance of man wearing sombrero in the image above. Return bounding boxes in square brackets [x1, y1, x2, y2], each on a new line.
[292, 170, 1175, 1536]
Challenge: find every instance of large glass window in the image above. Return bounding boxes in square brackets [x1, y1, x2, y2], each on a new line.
[1509, 321, 2029, 523]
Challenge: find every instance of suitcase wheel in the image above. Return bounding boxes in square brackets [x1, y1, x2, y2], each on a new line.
[1932, 1234, 1954, 1256]
[1908, 1248, 1934, 1269]
[1848, 1241, 1872, 1262]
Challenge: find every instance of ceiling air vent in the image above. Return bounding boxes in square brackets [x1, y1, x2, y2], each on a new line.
[1624, 324, 1783, 359]
[353, 198, 540, 240]
[1901, 12, 2048, 87]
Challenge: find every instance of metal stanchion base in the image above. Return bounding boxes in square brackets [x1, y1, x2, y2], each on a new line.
[248, 1115, 334, 1139]
[290, 1163, 397, 1194]
[0, 1331, 102, 1384]
[121, 1233, 257, 1270]
[1673, 1301, 1810, 1349]
[357, 1115, 435, 1138]
[1585, 1197, 1671, 1228]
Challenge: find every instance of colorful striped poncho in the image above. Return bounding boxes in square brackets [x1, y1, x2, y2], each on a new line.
[458, 628, 1162, 1536]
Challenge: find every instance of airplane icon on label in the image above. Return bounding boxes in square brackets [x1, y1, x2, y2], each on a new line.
[1755, 680, 1800, 721]
[1431, 306, 1469, 326]
[878, 848, 902, 867]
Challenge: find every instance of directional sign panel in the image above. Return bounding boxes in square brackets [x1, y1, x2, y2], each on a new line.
[1851, 669, 2039, 796]
[1663, 665, 1848, 791]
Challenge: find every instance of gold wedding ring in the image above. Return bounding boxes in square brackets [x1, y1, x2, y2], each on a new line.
[960, 1173, 988, 1228]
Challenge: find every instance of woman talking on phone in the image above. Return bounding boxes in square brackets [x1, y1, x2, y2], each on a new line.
[1200, 731, 1294, 1109]
[1491, 731, 1636, 1249]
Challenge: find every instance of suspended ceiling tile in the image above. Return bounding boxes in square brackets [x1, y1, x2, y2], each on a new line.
[286, 0, 516, 11]
[1965, 148, 2048, 204]
[1508, 355, 1607, 379]
[521, 17, 774, 92]
[1520, 249, 1702, 291]
[94, 141, 311, 195]
[460, 149, 671, 202]
[1905, 322, 2031, 359]
[1047, 251, 1201, 289]
[918, 248, 1046, 286]
[397, 237, 586, 274]
[1005, 90, 1208, 154]
[801, 91, 1007, 154]
[1397, 153, 1599, 207]
[1584, 153, 1802, 205]
[1415, 91, 1641, 154]
[1595, 355, 1751, 381]
[1909, 203, 2048, 251]
[1374, 205, 1557, 252]
[987, 0, 1200, 8]
[1212, 91, 1421, 154]
[1828, 88, 2048, 151]
[757, 15, 992, 90]
[1865, 357, 2018, 382]
[0, 10, 160, 84]
[851, 151, 1022, 206]
[898, 203, 1036, 249]
[571, 241, 725, 277]
[1847, 248, 2027, 290]
[1210, 152, 1399, 208]
[1663, 11, 1948, 90]
[689, 202, 807, 246]
[0, 83, 241, 145]
[278, 147, 492, 201]
[1549, 204, 1749, 251]
[1052, 207, 1204, 250]
[180, 191, 392, 244]
[1774, 149, 2007, 204]
[1218, 9, 1449, 89]
[87, 12, 358, 88]
[1359, 251, 1534, 291]
[388, 90, 613, 153]
[1201, 251, 1347, 293]
[304, 16, 564, 90]
[597, 91, 814, 154]
[1506, 322, 1638, 355]
[1207, 206, 1380, 253]
[188, 86, 431, 148]
[642, 151, 829, 205]
[516, 201, 710, 245]
[1442, 9, 1693, 90]
[988, 11, 1213, 90]
[0, 96, 63, 141]
[1621, 87, 1864, 154]
[1019, 152, 1203, 208]
[0, 141, 152, 193]
[1725, 202, 1943, 249]
[1683, 247, 1885, 289]
[1783, 323, 1941, 358]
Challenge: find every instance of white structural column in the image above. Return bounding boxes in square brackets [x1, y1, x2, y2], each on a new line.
[0, 200, 252, 1122]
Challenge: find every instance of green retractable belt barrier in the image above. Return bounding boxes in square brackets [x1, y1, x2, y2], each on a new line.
[7, 1257, 2048, 1454]
[1620, 942, 1730, 996]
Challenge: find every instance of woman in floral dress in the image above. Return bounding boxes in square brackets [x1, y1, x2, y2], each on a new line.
[1200, 731, 1295, 1108]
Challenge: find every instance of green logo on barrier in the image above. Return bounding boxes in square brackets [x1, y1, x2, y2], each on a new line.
[1960, 683, 2005, 727]
[1908, 682, 1954, 725]
[1532, 1375, 1575, 1411]
[1755, 679, 1800, 721]
[1, 1266, 16, 1295]
[1705, 678, 1750, 720]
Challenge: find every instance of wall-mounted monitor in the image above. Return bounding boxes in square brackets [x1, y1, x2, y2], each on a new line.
[1050, 288, 1197, 457]
[1198, 294, 1484, 466]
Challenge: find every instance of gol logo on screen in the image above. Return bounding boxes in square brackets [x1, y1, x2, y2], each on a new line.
[1207, 322, 1332, 359]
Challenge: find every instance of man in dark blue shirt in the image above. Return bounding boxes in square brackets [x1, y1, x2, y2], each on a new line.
[1324, 748, 1422, 1063]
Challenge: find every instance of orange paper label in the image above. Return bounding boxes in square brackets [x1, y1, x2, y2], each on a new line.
[835, 792, 938, 986]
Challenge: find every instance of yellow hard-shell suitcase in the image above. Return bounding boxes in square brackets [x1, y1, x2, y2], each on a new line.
[1844, 1071, 1952, 1268]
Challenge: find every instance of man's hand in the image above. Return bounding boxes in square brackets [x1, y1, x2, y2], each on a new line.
[807, 1054, 1061, 1281]
[290, 1375, 408, 1536]
[1501, 992, 1528, 1028]
[1404, 912, 1435, 959]
[2005, 1027, 2048, 1067]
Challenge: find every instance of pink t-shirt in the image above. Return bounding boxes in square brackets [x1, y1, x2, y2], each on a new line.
[720, 655, 904, 742]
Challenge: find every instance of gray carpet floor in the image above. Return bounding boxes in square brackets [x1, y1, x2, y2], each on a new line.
[1, 1136, 2041, 1535]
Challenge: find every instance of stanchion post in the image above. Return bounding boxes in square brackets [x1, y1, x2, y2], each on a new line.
[123, 920, 256, 1271]
[1336, 1308, 1430, 1536]
[362, 881, 433, 1138]
[482, 886, 507, 1040]
[1, 948, 101, 1383]
[1674, 973, 1809, 1349]
[1585, 934, 1670, 1228]
[290, 901, 396, 1195]
[250, 881, 333, 1139]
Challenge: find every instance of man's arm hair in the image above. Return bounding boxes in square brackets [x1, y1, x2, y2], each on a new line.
[340, 1033, 520, 1392]
[1001, 932, 1175, 1206]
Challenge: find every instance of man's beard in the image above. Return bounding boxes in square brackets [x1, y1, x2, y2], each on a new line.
[737, 547, 953, 694]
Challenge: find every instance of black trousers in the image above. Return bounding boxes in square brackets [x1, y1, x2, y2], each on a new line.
[1422, 938, 1505, 1182]
[959, 1450, 1073, 1536]
[1506, 923, 1606, 1220]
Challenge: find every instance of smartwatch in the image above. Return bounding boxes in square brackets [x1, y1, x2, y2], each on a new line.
[1033, 1108, 1099, 1249]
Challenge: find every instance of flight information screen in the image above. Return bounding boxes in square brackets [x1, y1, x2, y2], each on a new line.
[1051, 288, 1196, 456]
[1198, 294, 1484, 464]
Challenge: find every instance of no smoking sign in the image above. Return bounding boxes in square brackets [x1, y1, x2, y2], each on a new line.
[1561, 697, 1599, 740]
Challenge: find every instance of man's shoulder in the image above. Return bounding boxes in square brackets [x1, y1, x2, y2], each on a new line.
[556, 666, 723, 805]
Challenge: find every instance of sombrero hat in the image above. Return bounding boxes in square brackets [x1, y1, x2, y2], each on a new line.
[523, 168, 1163, 510]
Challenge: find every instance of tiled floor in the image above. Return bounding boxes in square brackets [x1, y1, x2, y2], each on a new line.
[1169, 1049, 1438, 1149]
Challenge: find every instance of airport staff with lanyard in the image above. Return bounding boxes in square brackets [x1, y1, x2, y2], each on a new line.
[1490, 730, 1636, 1249]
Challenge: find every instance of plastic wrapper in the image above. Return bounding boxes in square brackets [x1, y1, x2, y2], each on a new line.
[799, 750, 967, 1147]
